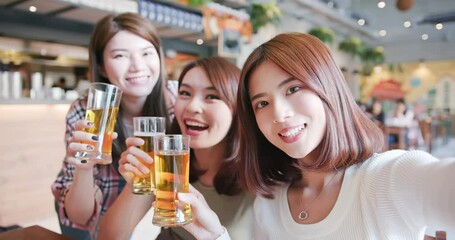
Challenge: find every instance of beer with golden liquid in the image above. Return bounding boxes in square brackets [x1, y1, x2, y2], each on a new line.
[80, 107, 119, 164]
[153, 151, 192, 226]
[132, 132, 163, 194]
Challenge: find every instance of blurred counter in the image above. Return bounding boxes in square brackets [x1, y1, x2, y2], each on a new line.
[0, 104, 69, 227]
[0, 99, 73, 105]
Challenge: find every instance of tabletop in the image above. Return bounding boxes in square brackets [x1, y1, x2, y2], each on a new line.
[0, 225, 71, 240]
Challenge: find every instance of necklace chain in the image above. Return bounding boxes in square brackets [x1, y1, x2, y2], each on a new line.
[297, 171, 339, 221]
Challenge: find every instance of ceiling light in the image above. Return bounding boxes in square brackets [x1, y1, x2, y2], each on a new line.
[403, 21, 411, 28]
[379, 30, 387, 37]
[196, 39, 204, 45]
[357, 19, 365, 26]
[29, 6, 37, 12]
[435, 23, 443, 30]
[421, 34, 429, 40]
[377, 1, 386, 8]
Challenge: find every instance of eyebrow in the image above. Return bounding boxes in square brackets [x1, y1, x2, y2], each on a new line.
[179, 83, 217, 91]
[250, 76, 295, 102]
[109, 46, 154, 53]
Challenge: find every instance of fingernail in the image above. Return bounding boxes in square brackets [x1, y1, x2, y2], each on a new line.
[81, 160, 87, 164]
[87, 121, 94, 127]
[91, 135, 99, 141]
[86, 145, 94, 150]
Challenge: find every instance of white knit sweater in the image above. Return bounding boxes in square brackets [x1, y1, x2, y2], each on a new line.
[252, 150, 455, 239]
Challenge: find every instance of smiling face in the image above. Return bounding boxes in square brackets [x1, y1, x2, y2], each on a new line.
[175, 66, 233, 149]
[102, 30, 160, 100]
[249, 61, 326, 160]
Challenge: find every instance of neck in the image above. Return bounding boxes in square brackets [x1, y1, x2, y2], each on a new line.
[294, 170, 340, 190]
[120, 95, 147, 124]
[193, 139, 227, 187]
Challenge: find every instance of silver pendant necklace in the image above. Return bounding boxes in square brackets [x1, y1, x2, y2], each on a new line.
[297, 171, 339, 221]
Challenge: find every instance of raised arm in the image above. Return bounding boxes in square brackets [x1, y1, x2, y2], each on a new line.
[98, 137, 155, 240]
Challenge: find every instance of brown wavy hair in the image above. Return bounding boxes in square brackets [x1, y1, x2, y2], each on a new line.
[237, 33, 385, 198]
[88, 12, 171, 163]
[170, 57, 242, 195]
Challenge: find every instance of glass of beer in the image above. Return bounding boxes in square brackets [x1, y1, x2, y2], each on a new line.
[152, 134, 192, 227]
[132, 116, 166, 195]
[76, 82, 122, 164]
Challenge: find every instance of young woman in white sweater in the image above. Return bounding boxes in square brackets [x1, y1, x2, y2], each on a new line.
[178, 33, 455, 240]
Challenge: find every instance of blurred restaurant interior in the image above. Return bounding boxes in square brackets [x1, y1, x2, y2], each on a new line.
[0, 0, 454, 238]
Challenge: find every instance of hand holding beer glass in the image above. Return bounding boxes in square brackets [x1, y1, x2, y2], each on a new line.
[76, 82, 122, 164]
[132, 117, 166, 195]
[153, 135, 192, 227]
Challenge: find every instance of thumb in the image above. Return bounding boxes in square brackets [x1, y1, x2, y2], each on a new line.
[178, 192, 200, 206]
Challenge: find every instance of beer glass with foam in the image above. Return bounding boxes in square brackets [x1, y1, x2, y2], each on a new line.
[76, 82, 122, 164]
[152, 135, 192, 227]
[132, 117, 166, 194]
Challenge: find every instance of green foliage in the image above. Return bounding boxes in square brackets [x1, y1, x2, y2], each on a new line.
[308, 27, 335, 44]
[361, 47, 385, 65]
[249, 2, 282, 33]
[360, 47, 386, 76]
[187, 0, 210, 7]
[338, 36, 365, 58]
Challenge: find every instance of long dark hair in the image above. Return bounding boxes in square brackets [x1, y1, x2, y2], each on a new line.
[237, 33, 385, 198]
[88, 13, 171, 162]
[171, 57, 242, 195]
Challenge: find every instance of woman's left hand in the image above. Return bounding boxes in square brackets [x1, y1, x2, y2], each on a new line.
[178, 185, 226, 240]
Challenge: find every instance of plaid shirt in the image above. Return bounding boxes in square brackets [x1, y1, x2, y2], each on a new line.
[51, 83, 176, 238]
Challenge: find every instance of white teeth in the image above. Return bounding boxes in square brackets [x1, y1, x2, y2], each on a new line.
[185, 120, 206, 128]
[128, 76, 148, 83]
[280, 126, 304, 137]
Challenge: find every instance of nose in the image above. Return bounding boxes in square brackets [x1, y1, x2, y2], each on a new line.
[272, 97, 292, 124]
[129, 53, 146, 72]
[186, 97, 203, 114]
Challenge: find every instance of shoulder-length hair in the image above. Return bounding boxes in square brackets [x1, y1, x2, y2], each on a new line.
[171, 57, 242, 195]
[88, 12, 170, 162]
[237, 32, 385, 198]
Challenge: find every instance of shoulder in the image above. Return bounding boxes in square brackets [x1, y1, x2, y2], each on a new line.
[355, 150, 440, 195]
[360, 150, 438, 170]
[66, 98, 87, 124]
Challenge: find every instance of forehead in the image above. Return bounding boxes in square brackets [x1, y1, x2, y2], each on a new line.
[249, 61, 291, 92]
[105, 30, 153, 50]
[181, 67, 212, 88]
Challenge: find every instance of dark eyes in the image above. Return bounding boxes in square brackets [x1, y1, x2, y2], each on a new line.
[178, 90, 220, 100]
[256, 101, 268, 109]
[206, 94, 220, 100]
[143, 50, 155, 56]
[178, 90, 190, 96]
[287, 86, 301, 94]
[113, 54, 126, 59]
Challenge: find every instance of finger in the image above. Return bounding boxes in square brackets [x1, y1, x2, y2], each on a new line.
[122, 162, 146, 177]
[129, 146, 153, 164]
[189, 185, 206, 203]
[68, 142, 94, 155]
[125, 137, 145, 148]
[74, 119, 94, 131]
[73, 130, 99, 143]
[177, 192, 199, 206]
[126, 152, 150, 174]
[112, 132, 118, 140]
[179, 188, 208, 209]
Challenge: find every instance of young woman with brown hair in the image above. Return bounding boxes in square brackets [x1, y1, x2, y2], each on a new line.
[51, 12, 174, 239]
[179, 33, 455, 240]
[97, 57, 254, 240]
